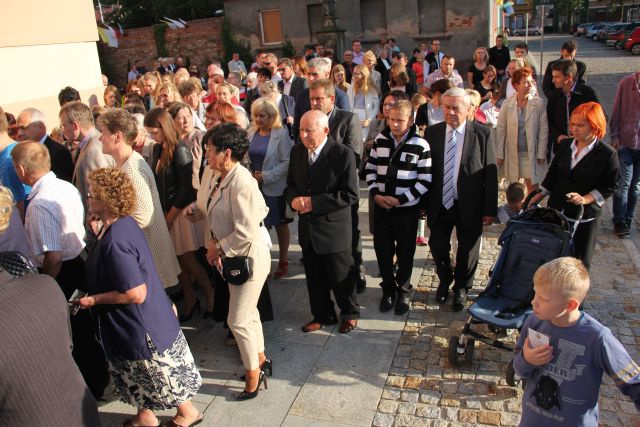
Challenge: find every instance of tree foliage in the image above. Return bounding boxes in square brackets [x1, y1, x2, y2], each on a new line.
[100, 0, 223, 28]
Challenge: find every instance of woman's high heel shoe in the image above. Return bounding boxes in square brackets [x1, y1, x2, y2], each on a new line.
[240, 358, 272, 381]
[236, 371, 268, 401]
[179, 300, 201, 323]
[274, 260, 288, 279]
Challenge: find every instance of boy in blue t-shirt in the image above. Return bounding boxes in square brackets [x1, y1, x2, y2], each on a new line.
[514, 257, 640, 426]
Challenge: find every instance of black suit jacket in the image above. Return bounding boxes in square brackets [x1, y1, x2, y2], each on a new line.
[278, 76, 308, 100]
[44, 136, 73, 182]
[542, 138, 618, 220]
[542, 58, 587, 99]
[423, 121, 498, 233]
[292, 88, 350, 143]
[284, 137, 359, 254]
[328, 108, 363, 168]
[546, 82, 600, 157]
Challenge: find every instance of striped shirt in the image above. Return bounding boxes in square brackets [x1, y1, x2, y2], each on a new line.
[366, 126, 432, 207]
[25, 171, 85, 266]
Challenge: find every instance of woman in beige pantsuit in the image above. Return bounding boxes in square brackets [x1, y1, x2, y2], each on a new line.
[203, 123, 272, 401]
[496, 67, 548, 194]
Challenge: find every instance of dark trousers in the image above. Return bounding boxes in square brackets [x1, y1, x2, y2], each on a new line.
[373, 205, 419, 296]
[57, 256, 109, 399]
[302, 244, 360, 321]
[428, 204, 482, 292]
[572, 217, 599, 270]
[352, 203, 363, 270]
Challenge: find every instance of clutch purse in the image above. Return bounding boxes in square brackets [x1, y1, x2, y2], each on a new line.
[222, 256, 251, 286]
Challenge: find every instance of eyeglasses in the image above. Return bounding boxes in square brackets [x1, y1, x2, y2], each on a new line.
[263, 62, 272, 66]
[383, 103, 395, 109]
[277, 67, 287, 73]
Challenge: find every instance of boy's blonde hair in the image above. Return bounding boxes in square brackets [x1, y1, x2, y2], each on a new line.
[533, 257, 590, 302]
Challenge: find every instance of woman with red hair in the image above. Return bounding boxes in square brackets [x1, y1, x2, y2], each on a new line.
[531, 102, 618, 269]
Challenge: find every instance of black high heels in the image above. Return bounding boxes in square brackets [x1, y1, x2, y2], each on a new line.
[236, 371, 268, 401]
[179, 300, 201, 322]
[240, 358, 272, 381]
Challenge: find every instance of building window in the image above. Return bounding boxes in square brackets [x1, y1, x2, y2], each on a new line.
[360, 0, 387, 36]
[418, 0, 445, 34]
[259, 9, 283, 45]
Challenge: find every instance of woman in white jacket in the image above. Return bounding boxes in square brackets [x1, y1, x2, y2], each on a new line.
[347, 64, 379, 141]
[496, 67, 548, 193]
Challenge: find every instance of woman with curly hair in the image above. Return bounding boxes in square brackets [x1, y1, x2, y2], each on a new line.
[77, 167, 202, 427]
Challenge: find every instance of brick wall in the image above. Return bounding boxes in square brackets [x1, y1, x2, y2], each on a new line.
[99, 17, 224, 90]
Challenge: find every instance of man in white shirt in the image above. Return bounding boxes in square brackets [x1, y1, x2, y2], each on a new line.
[227, 52, 247, 77]
[277, 57, 308, 99]
[12, 141, 85, 281]
[352, 39, 364, 65]
[127, 60, 139, 82]
[424, 55, 464, 90]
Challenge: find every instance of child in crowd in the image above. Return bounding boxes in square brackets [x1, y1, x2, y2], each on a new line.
[497, 182, 526, 224]
[514, 257, 640, 426]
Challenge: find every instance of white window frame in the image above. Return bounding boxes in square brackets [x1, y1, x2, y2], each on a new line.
[258, 9, 283, 46]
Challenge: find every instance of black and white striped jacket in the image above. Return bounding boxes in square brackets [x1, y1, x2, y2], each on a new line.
[365, 125, 432, 207]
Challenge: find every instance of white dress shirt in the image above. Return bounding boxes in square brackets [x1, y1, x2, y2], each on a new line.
[26, 171, 85, 266]
[308, 138, 328, 164]
[445, 121, 467, 201]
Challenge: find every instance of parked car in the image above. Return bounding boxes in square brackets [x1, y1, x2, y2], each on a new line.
[624, 27, 640, 55]
[586, 24, 605, 39]
[514, 26, 542, 36]
[599, 22, 626, 42]
[575, 23, 593, 36]
[608, 28, 627, 48]
[617, 22, 640, 49]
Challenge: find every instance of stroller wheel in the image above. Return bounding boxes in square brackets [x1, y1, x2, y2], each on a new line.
[463, 338, 475, 367]
[448, 336, 462, 366]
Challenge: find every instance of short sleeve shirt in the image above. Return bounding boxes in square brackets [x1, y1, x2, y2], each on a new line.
[85, 216, 180, 360]
[0, 143, 27, 202]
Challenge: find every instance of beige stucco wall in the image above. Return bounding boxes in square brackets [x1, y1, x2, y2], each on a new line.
[0, 0, 104, 126]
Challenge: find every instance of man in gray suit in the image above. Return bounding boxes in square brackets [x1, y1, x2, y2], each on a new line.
[59, 101, 114, 218]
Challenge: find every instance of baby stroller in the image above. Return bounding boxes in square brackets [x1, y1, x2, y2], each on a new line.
[447, 189, 583, 369]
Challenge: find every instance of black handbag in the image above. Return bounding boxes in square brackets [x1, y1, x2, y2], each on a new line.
[0, 251, 38, 277]
[222, 256, 251, 285]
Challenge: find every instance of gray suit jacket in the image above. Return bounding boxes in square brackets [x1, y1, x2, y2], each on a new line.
[328, 107, 364, 168]
[248, 127, 293, 197]
[278, 75, 308, 100]
[73, 129, 115, 215]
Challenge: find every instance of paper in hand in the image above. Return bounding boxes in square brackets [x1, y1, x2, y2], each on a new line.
[528, 328, 550, 348]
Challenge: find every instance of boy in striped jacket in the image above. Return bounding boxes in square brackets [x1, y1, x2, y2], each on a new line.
[365, 100, 432, 315]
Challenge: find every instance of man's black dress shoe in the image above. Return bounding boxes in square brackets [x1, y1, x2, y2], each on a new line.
[436, 282, 450, 304]
[379, 295, 395, 312]
[452, 289, 467, 312]
[394, 294, 410, 315]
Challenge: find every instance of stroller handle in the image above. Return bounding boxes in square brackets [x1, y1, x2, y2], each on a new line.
[520, 188, 585, 237]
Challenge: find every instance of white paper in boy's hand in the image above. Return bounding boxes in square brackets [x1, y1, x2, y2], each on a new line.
[528, 328, 550, 348]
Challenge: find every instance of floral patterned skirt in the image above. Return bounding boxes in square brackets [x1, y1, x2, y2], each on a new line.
[108, 330, 202, 410]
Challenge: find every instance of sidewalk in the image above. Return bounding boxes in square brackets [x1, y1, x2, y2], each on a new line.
[98, 191, 640, 426]
[99, 189, 427, 426]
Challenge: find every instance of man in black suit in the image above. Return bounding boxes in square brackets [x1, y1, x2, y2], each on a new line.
[285, 110, 360, 333]
[308, 79, 366, 293]
[16, 108, 74, 182]
[424, 39, 445, 76]
[277, 57, 308, 99]
[292, 57, 351, 144]
[542, 40, 587, 99]
[546, 59, 600, 159]
[424, 87, 498, 311]
[488, 35, 510, 82]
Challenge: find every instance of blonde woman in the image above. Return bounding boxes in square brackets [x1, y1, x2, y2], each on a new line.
[103, 85, 121, 108]
[156, 82, 182, 109]
[467, 47, 489, 89]
[248, 98, 293, 278]
[0, 186, 29, 256]
[363, 50, 382, 91]
[346, 64, 379, 141]
[142, 72, 162, 109]
[330, 64, 350, 93]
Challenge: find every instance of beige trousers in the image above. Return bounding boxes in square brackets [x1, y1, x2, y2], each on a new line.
[227, 241, 270, 370]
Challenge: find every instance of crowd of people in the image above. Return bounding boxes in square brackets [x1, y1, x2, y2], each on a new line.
[0, 33, 639, 426]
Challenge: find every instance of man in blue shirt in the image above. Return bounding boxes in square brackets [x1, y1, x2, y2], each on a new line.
[0, 107, 27, 218]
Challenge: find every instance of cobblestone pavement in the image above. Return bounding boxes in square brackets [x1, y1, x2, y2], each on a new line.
[372, 35, 640, 427]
